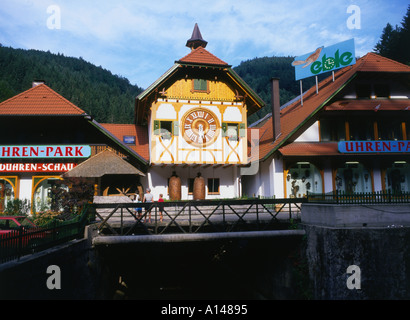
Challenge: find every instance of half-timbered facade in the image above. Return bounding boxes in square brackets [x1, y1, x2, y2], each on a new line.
[134, 24, 264, 199]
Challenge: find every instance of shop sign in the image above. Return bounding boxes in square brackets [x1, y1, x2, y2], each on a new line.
[0, 163, 77, 172]
[0, 145, 91, 158]
[292, 39, 355, 80]
[338, 140, 410, 153]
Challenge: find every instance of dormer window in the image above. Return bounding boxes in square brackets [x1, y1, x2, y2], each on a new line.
[192, 79, 209, 93]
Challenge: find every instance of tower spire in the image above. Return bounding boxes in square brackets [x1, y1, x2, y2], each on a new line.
[186, 23, 208, 50]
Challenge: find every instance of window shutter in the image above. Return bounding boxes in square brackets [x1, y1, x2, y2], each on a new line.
[222, 122, 227, 137]
[173, 121, 179, 136]
[154, 120, 160, 135]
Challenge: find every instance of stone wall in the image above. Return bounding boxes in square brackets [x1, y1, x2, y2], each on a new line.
[304, 224, 410, 299]
[302, 203, 410, 228]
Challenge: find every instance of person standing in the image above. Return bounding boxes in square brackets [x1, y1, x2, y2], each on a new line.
[143, 188, 154, 222]
[133, 193, 142, 219]
[158, 193, 164, 222]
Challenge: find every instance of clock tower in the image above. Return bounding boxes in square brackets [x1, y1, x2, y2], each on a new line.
[135, 24, 264, 199]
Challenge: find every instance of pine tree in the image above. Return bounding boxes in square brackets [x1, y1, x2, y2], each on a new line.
[374, 5, 410, 65]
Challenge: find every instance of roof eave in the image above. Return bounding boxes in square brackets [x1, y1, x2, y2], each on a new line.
[176, 61, 232, 69]
[136, 64, 180, 101]
[226, 68, 265, 110]
[88, 119, 149, 169]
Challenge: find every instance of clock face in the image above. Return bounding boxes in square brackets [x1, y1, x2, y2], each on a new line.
[181, 108, 220, 147]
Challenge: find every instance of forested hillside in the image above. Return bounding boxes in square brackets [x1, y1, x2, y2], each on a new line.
[2, 3, 407, 127]
[0, 45, 143, 124]
[0, 45, 311, 125]
[233, 56, 317, 124]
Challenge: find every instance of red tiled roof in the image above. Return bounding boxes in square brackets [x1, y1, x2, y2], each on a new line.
[176, 47, 229, 66]
[255, 52, 410, 162]
[356, 52, 410, 72]
[0, 84, 86, 115]
[101, 123, 149, 161]
[279, 142, 339, 156]
[326, 99, 410, 111]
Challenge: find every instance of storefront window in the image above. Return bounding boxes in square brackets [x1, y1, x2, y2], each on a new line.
[385, 161, 410, 193]
[286, 162, 322, 197]
[0, 178, 15, 212]
[33, 177, 68, 213]
[335, 162, 372, 193]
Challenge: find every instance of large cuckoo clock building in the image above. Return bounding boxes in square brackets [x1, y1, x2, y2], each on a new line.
[133, 24, 264, 200]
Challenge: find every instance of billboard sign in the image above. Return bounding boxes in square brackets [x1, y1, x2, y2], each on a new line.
[0, 145, 91, 158]
[292, 39, 356, 81]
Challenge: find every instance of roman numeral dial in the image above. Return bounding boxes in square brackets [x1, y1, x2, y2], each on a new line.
[181, 108, 220, 147]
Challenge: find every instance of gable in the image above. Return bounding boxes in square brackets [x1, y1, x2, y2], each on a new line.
[0, 84, 86, 116]
[135, 48, 265, 125]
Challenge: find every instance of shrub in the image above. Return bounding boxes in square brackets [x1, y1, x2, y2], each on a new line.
[2, 199, 31, 216]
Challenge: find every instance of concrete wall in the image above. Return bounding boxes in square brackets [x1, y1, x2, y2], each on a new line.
[302, 203, 410, 299]
[302, 203, 410, 228]
[304, 224, 410, 299]
[0, 231, 100, 299]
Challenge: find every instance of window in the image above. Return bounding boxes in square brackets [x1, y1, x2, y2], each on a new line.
[192, 79, 209, 93]
[154, 120, 174, 139]
[374, 84, 390, 98]
[378, 119, 403, 140]
[407, 120, 410, 140]
[226, 124, 238, 141]
[335, 162, 372, 193]
[385, 161, 410, 193]
[286, 162, 322, 198]
[320, 118, 346, 141]
[32, 177, 68, 213]
[188, 178, 195, 194]
[356, 83, 371, 98]
[0, 178, 15, 212]
[349, 118, 374, 141]
[207, 178, 220, 194]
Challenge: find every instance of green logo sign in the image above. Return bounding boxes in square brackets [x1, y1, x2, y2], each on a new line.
[292, 39, 356, 80]
[310, 49, 354, 74]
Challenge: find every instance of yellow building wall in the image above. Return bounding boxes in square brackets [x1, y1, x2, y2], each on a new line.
[166, 78, 237, 102]
[150, 78, 248, 165]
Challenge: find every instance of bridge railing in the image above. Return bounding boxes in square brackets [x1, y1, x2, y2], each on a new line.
[92, 198, 307, 236]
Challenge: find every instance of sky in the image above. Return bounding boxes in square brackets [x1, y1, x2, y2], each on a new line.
[0, 0, 408, 89]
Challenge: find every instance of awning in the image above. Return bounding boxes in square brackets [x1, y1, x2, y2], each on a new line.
[62, 149, 145, 178]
